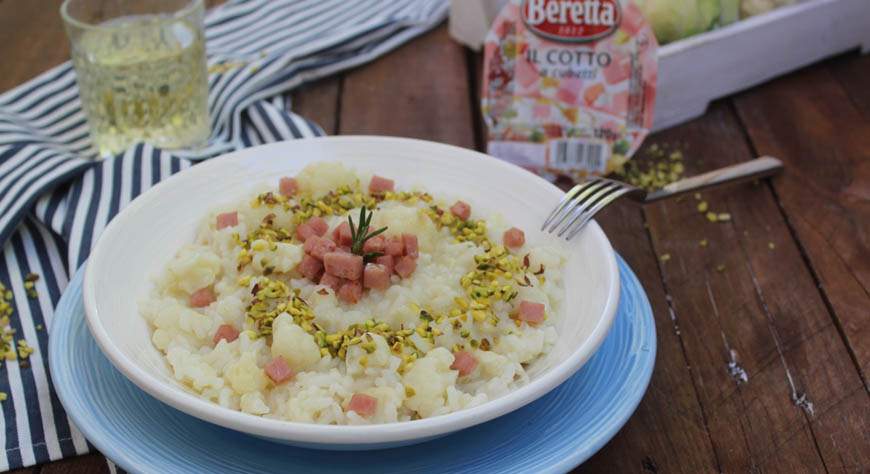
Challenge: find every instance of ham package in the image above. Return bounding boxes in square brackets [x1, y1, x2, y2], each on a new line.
[482, 0, 658, 180]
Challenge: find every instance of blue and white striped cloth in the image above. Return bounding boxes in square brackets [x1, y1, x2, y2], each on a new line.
[0, 0, 447, 470]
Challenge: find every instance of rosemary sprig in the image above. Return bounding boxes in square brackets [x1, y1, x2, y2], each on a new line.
[348, 205, 388, 262]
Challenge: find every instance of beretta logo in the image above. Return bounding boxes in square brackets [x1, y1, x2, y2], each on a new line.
[521, 0, 621, 43]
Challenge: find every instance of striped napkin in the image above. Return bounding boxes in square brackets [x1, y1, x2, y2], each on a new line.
[0, 0, 447, 470]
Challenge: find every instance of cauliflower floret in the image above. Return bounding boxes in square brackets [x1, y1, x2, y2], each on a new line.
[163, 245, 222, 294]
[225, 352, 268, 394]
[270, 314, 321, 371]
[492, 328, 547, 364]
[296, 162, 358, 197]
[150, 302, 212, 349]
[250, 240, 303, 274]
[402, 348, 458, 417]
[346, 333, 391, 375]
[240, 392, 270, 415]
[166, 347, 223, 391]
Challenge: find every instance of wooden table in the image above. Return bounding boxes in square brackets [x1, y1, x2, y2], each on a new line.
[2, 1, 869, 473]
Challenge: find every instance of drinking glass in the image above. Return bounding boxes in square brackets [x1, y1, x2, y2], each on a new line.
[61, 0, 209, 158]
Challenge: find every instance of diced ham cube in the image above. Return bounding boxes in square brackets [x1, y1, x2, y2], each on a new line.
[332, 221, 353, 246]
[384, 236, 404, 257]
[374, 255, 393, 274]
[503, 227, 525, 248]
[450, 201, 471, 221]
[216, 212, 238, 230]
[368, 175, 394, 194]
[338, 280, 362, 304]
[307, 217, 329, 237]
[402, 233, 418, 258]
[295, 223, 317, 242]
[450, 350, 479, 377]
[319, 272, 342, 291]
[278, 177, 298, 198]
[347, 393, 378, 416]
[303, 236, 337, 261]
[212, 324, 239, 345]
[323, 252, 364, 280]
[264, 356, 294, 384]
[517, 300, 546, 324]
[297, 254, 324, 281]
[362, 234, 385, 254]
[363, 263, 390, 290]
[190, 287, 214, 308]
[394, 256, 417, 278]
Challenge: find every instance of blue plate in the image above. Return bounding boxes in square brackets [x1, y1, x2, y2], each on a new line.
[49, 255, 655, 474]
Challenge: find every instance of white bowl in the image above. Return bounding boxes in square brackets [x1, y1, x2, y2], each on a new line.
[83, 136, 620, 449]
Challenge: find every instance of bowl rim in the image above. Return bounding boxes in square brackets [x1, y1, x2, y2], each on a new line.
[82, 136, 621, 445]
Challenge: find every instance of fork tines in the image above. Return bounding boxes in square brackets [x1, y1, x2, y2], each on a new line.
[542, 178, 636, 240]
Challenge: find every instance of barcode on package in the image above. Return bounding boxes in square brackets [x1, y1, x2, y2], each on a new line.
[548, 139, 608, 173]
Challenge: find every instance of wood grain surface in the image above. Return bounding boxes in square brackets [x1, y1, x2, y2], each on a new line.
[1, 3, 869, 472]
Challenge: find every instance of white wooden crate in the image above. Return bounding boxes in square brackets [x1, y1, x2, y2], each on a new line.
[449, 0, 870, 132]
[653, 0, 870, 131]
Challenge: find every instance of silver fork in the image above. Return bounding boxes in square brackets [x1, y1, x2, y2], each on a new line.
[542, 156, 784, 240]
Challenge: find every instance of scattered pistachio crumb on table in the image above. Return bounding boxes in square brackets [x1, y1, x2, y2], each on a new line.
[716, 265, 725, 272]
[612, 143, 686, 191]
[694, 193, 701, 200]
[0, 392, 6, 402]
[697, 201, 708, 213]
[717, 213, 731, 222]
[768, 242, 776, 250]
[36, 324, 42, 331]
[699, 238, 708, 247]
[706, 212, 718, 223]
[660, 253, 671, 262]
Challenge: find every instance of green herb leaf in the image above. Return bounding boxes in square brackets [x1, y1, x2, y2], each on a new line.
[348, 205, 388, 256]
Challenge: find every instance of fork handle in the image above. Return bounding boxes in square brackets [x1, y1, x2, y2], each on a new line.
[644, 156, 784, 202]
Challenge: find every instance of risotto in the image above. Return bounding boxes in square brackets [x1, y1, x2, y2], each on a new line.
[140, 162, 565, 424]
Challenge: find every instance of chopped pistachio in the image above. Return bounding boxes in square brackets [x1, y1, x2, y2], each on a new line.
[660, 253, 671, 262]
[705, 212, 718, 223]
[697, 201, 708, 213]
[699, 238, 708, 247]
[716, 265, 725, 272]
[717, 213, 731, 222]
[768, 242, 775, 250]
